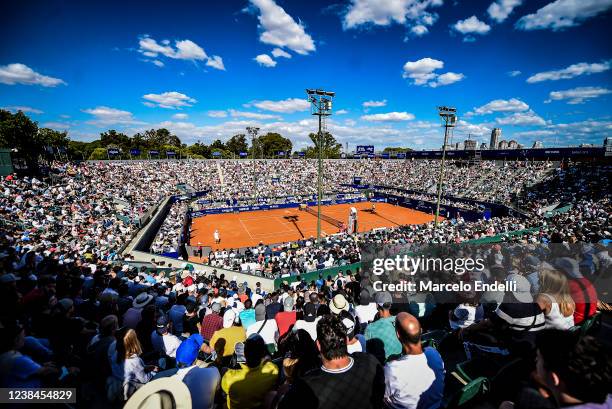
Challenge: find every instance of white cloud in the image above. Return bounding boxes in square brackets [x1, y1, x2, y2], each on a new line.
[252, 98, 310, 113]
[206, 55, 226, 71]
[208, 110, 228, 118]
[42, 121, 71, 129]
[516, 0, 612, 31]
[429, 72, 465, 87]
[546, 86, 612, 104]
[507, 70, 522, 77]
[0, 63, 66, 87]
[254, 54, 277, 67]
[361, 111, 415, 121]
[496, 110, 547, 126]
[456, 120, 491, 136]
[343, 0, 442, 31]
[172, 113, 188, 120]
[271, 48, 292, 59]
[471, 98, 530, 115]
[137, 35, 225, 70]
[336, 109, 349, 115]
[402, 57, 443, 85]
[453, 16, 491, 35]
[82, 106, 141, 126]
[513, 130, 556, 138]
[228, 109, 282, 120]
[363, 99, 387, 108]
[2, 106, 43, 114]
[142, 91, 196, 109]
[249, 0, 315, 55]
[527, 60, 611, 83]
[487, 0, 523, 23]
[402, 57, 465, 87]
[411, 24, 429, 36]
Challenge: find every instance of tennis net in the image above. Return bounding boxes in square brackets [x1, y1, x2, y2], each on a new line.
[303, 206, 344, 228]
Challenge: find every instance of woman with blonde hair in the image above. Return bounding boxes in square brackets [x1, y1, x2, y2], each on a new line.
[107, 327, 158, 401]
[536, 268, 575, 330]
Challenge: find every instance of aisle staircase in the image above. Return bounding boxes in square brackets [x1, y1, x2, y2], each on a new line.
[217, 161, 225, 186]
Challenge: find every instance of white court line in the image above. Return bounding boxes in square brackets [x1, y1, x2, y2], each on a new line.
[238, 218, 254, 240]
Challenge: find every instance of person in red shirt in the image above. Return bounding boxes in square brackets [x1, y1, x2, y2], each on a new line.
[275, 296, 297, 338]
[200, 303, 223, 341]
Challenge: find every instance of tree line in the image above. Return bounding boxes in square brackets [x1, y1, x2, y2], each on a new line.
[0, 109, 411, 166]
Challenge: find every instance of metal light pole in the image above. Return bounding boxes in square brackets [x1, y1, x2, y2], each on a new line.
[246, 126, 259, 199]
[306, 89, 335, 243]
[434, 106, 457, 226]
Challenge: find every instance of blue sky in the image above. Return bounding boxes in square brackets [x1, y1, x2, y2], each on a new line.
[1, 0, 611, 150]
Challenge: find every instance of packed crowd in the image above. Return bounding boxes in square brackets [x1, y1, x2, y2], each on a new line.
[0, 238, 609, 409]
[151, 201, 189, 256]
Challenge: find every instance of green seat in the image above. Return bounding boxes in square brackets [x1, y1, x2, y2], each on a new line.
[444, 376, 489, 408]
[579, 312, 601, 337]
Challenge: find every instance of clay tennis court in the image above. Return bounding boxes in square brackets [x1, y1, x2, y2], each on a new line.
[190, 201, 436, 250]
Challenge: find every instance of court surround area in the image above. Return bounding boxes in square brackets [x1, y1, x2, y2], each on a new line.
[190, 201, 437, 250]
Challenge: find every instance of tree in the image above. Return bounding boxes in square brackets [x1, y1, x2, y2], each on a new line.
[100, 130, 129, 149]
[0, 109, 42, 171]
[39, 128, 70, 149]
[382, 147, 412, 153]
[186, 142, 211, 158]
[253, 132, 292, 158]
[88, 147, 108, 160]
[167, 134, 181, 147]
[305, 131, 341, 159]
[225, 134, 249, 155]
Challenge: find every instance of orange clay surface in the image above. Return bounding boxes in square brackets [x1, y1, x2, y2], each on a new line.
[190, 201, 436, 250]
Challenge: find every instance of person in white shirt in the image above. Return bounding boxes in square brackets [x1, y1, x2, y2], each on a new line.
[384, 313, 444, 409]
[355, 290, 378, 329]
[151, 315, 182, 359]
[245, 304, 279, 348]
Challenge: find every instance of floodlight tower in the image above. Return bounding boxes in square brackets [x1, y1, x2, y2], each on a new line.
[434, 106, 457, 226]
[246, 126, 260, 199]
[306, 88, 335, 243]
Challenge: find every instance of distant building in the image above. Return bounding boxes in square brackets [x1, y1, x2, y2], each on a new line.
[464, 139, 477, 150]
[508, 140, 518, 149]
[579, 143, 593, 147]
[498, 140, 508, 149]
[532, 141, 544, 149]
[490, 128, 501, 150]
[605, 137, 612, 156]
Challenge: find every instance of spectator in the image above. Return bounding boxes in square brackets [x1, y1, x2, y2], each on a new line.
[276, 296, 297, 338]
[279, 314, 385, 409]
[207, 309, 246, 362]
[123, 292, 153, 329]
[201, 303, 223, 341]
[221, 334, 279, 409]
[365, 292, 401, 363]
[246, 304, 279, 352]
[150, 315, 182, 359]
[536, 268, 575, 329]
[384, 312, 444, 409]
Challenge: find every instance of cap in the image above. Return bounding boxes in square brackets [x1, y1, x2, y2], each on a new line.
[374, 291, 393, 308]
[0, 274, 21, 283]
[283, 296, 295, 311]
[211, 302, 222, 313]
[223, 309, 236, 328]
[303, 303, 317, 322]
[175, 334, 204, 366]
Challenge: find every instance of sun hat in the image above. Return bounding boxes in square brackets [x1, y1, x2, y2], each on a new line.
[133, 292, 154, 308]
[124, 376, 191, 409]
[329, 294, 349, 315]
[223, 309, 237, 328]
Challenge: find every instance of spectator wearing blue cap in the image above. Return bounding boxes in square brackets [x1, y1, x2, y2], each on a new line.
[172, 334, 221, 409]
[151, 314, 182, 359]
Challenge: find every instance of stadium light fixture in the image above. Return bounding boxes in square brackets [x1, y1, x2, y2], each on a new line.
[246, 126, 260, 198]
[434, 106, 457, 226]
[306, 88, 335, 243]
